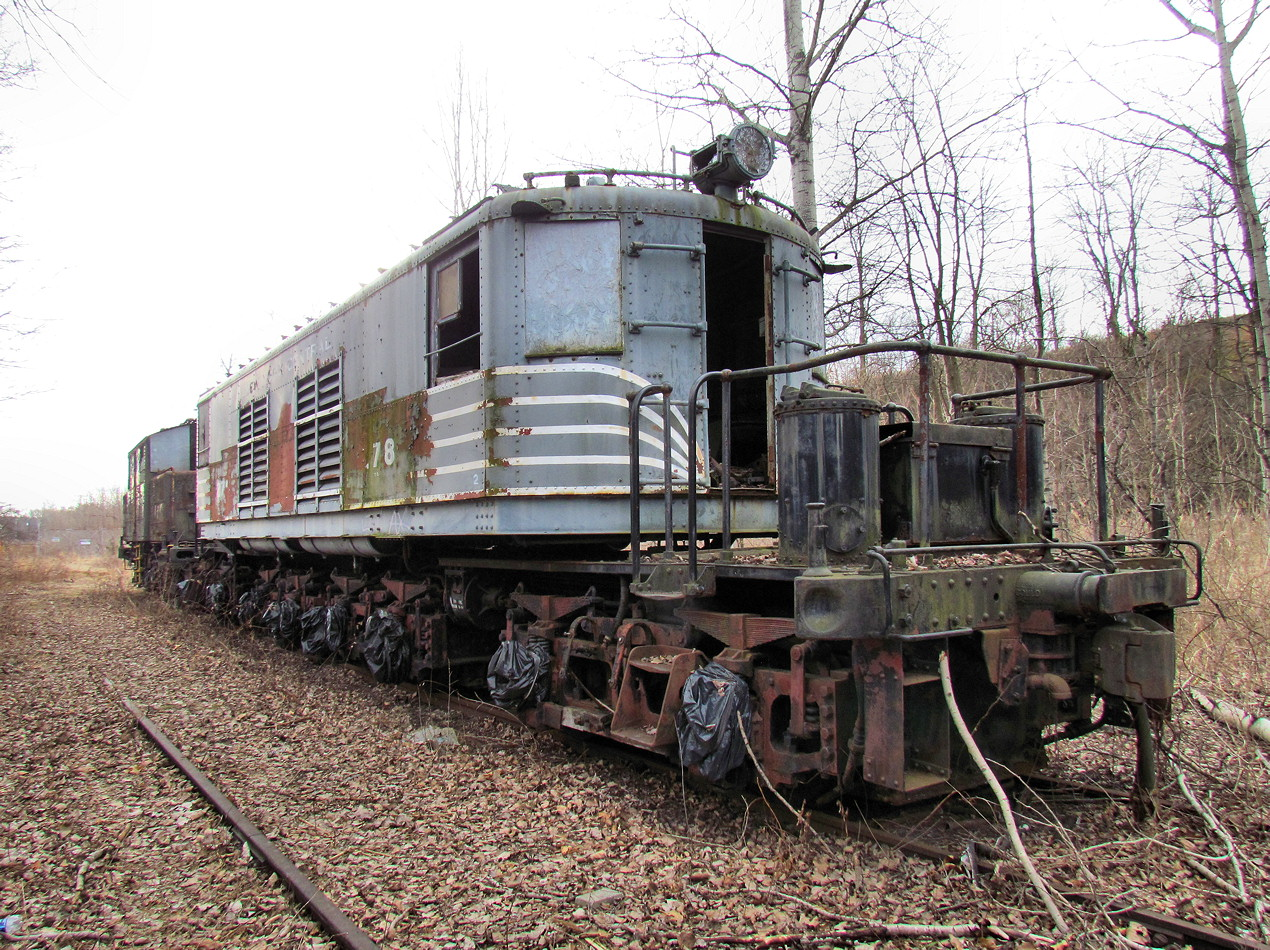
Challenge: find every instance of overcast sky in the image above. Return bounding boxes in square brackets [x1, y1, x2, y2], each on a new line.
[0, 0, 1212, 510]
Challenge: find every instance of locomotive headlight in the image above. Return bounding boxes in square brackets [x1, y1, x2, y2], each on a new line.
[690, 123, 776, 198]
[728, 123, 775, 180]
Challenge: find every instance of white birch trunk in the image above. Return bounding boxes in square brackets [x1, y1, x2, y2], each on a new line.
[783, 0, 818, 231]
[1211, 0, 1270, 539]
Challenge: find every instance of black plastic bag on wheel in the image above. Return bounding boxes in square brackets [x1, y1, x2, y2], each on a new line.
[486, 638, 551, 709]
[237, 587, 266, 626]
[204, 582, 228, 615]
[260, 598, 301, 649]
[675, 662, 754, 783]
[300, 603, 349, 661]
[362, 609, 412, 683]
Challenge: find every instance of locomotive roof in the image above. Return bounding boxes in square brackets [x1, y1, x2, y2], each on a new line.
[202, 181, 819, 400]
[128, 419, 196, 457]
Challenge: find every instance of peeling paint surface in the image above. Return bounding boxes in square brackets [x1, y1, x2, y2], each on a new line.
[268, 400, 295, 514]
[204, 444, 238, 524]
[344, 388, 432, 508]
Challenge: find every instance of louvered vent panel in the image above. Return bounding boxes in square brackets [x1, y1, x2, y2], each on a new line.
[236, 397, 269, 508]
[317, 362, 341, 410]
[295, 360, 342, 497]
[296, 373, 317, 420]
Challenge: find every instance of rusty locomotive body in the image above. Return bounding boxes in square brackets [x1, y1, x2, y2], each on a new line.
[120, 421, 198, 569]
[125, 129, 1197, 803]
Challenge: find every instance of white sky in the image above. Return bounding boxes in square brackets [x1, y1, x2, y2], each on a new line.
[0, 0, 1215, 510]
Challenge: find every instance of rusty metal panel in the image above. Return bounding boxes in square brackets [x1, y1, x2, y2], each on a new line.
[1093, 615, 1176, 702]
[150, 471, 197, 543]
[483, 364, 691, 495]
[525, 220, 622, 357]
[344, 388, 430, 507]
[407, 372, 488, 501]
[1097, 567, 1189, 612]
[858, 638, 906, 790]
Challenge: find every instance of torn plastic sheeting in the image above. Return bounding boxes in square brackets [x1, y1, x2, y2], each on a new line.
[362, 609, 411, 683]
[237, 587, 266, 626]
[204, 583, 228, 612]
[676, 662, 754, 783]
[260, 598, 301, 649]
[300, 603, 349, 660]
[487, 638, 551, 710]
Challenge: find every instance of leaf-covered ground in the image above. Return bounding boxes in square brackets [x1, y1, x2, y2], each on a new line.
[1, 561, 1266, 948]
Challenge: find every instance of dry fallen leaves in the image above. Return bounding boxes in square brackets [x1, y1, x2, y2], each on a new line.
[0, 560, 1265, 949]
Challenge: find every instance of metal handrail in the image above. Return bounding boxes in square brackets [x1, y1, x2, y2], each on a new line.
[628, 385, 675, 581]
[685, 340, 1114, 584]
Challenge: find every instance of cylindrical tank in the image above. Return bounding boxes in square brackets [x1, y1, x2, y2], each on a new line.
[775, 384, 881, 562]
[951, 404, 1046, 538]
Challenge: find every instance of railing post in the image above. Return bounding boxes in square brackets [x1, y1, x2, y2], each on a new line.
[1095, 378, 1109, 541]
[1014, 359, 1029, 539]
[661, 394, 675, 557]
[687, 373, 718, 584]
[917, 348, 933, 547]
[720, 373, 733, 551]
[628, 384, 672, 582]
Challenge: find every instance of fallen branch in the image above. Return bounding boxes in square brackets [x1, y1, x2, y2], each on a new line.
[1173, 763, 1248, 899]
[1174, 765, 1270, 943]
[695, 921, 985, 946]
[938, 651, 1070, 933]
[1184, 856, 1243, 899]
[754, 889, 852, 922]
[1191, 689, 1270, 744]
[736, 711, 820, 840]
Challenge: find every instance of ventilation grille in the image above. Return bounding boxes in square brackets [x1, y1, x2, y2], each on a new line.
[296, 360, 342, 496]
[237, 397, 269, 509]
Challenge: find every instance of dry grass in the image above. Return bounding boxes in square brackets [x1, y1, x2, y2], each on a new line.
[1172, 510, 1270, 694]
[0, 547, 75, 589]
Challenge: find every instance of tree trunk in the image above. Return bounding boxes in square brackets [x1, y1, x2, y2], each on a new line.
[1166, 0, 1270, 537]
[1214, 1, 1270, 537]
[783, 0, 818, 230]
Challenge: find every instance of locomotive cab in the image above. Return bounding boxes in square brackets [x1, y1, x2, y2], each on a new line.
[196, 127, 821, 554]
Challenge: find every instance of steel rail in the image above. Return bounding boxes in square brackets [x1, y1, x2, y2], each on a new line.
[117, 693, 380, 950]
[807, 808, 1270, 950]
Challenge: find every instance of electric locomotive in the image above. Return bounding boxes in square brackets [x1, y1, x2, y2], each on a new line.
[125, 126, 1197, 804]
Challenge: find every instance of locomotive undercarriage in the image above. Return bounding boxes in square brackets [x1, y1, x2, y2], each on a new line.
[143, 537, 1187, 806]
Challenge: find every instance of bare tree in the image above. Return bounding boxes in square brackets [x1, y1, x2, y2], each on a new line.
[1066, 147, 1161, 342]
[857, 51, 1033, 395]
[1082, 0, 1270, 528]
[629, 0, 892, 229]
[431, 55, 506, 218]
[0, 0, 71, 87]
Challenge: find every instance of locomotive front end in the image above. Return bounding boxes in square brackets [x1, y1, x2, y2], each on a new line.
[774, 346, 1193, 802]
